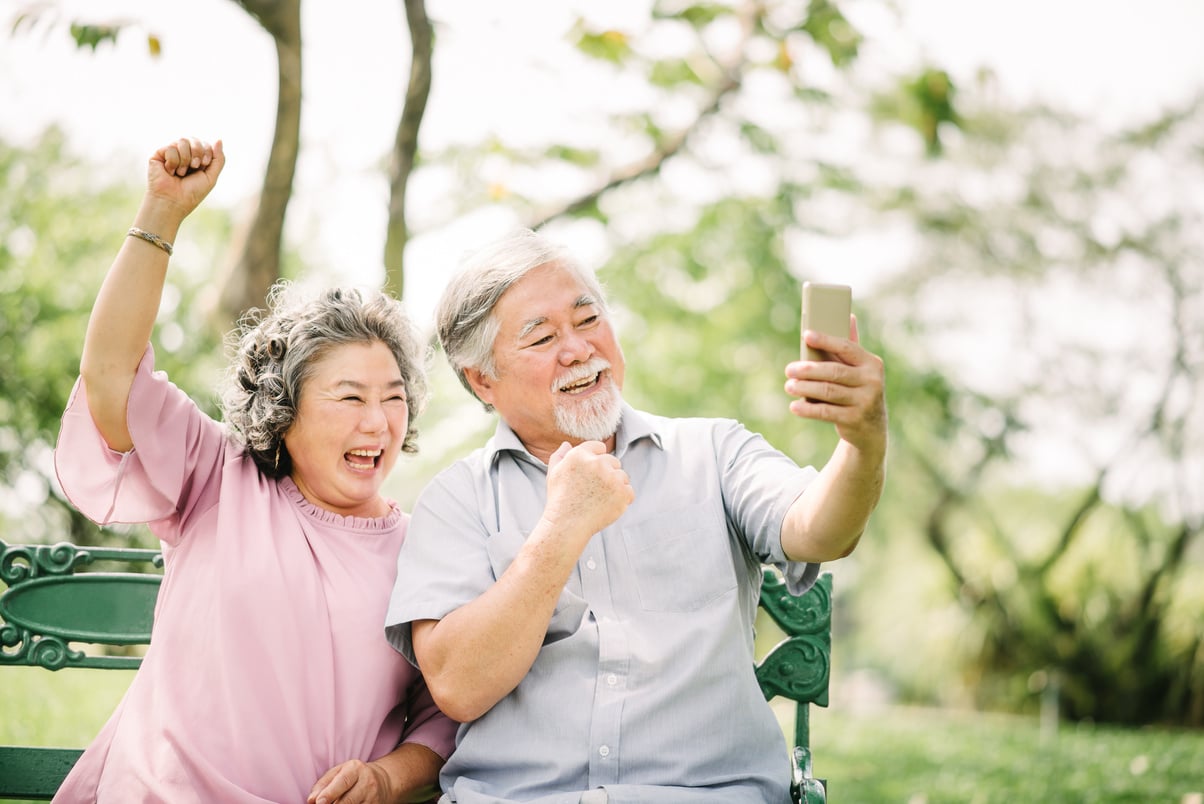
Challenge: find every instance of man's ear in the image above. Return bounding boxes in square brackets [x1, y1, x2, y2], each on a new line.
[463, 367, 495, 405]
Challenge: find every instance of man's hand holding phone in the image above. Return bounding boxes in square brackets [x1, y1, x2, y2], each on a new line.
[788, 282, 887, 458]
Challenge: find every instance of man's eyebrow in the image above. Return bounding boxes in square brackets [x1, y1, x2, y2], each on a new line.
[517, 316, 549, 342]
[515, 296, 599, 341]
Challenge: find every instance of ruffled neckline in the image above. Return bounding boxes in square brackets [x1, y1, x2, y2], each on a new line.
[279, 476, 403, 532]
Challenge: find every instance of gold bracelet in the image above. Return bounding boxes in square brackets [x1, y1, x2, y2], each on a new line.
[127, 227, 174, 256]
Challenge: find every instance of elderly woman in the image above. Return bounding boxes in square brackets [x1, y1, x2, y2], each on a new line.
[51, 137, 455, 803]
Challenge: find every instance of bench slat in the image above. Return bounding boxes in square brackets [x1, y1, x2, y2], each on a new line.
[0, 746, 83, 800]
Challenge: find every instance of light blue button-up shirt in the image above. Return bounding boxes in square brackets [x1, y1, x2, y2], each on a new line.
[386, 404, 819, 804]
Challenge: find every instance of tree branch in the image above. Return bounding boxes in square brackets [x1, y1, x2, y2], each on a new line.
[383, 0, 433, 297]
[526, 0, 772, 231]
[526, 75, 740, 231]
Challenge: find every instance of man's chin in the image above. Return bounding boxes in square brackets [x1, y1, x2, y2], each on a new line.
[554, 392, 622, 442]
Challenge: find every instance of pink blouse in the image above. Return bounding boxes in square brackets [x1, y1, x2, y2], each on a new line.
[52, 347, 455, 803]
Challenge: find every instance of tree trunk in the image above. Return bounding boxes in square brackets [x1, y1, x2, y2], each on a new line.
[216, 0, 303, 325]
[383, 0, 433, 299]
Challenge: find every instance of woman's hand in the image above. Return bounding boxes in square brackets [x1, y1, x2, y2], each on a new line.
[308, 759, 396, 804]
[143, 136, 225, 223]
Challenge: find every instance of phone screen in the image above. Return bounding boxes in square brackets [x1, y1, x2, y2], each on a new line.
[800, 282, 852, 362]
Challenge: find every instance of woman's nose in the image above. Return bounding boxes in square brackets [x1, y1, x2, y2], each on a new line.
[360, 401, 387, 432]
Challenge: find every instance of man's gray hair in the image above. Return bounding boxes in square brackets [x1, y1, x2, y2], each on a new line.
[219, 281, 430, 478]
[436, 228, 608, 409]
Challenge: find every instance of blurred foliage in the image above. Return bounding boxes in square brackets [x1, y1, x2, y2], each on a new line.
[848, 90, 1204, 726]
[0, 127, 231, 548]
[5, 0, 1203, 730]
[11, 6, 162, 56]
[872, 67, 959, 156]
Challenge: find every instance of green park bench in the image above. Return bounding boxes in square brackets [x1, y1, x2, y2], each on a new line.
[0, 539, 831, 802]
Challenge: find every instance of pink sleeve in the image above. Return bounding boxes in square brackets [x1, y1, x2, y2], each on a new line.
[53, 345, 228, 545]
[399, 673, 459, 760]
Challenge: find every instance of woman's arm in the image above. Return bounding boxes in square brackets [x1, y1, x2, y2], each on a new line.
[80, 137, 224, 451]
[308, 743, 444, 804]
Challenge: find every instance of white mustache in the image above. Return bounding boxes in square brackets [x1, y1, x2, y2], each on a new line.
[553, 358, 611, 392]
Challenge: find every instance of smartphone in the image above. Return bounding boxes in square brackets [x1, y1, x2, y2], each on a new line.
[800, 282, 852, 362]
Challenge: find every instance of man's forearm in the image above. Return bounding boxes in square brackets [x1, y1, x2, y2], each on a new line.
[781, 438, 885, 562]
[414, 519, 582, 722]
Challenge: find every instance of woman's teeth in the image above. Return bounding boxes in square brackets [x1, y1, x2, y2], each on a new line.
[346, 449, 380, 467]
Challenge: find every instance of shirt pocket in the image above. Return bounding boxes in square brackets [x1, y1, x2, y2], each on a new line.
[621, 507, 737, 612]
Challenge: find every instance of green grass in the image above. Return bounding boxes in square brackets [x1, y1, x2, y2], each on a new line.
[0, 666, 132, 747]
[4, 669, 1202, 802]
[803, 704, 1204, 803]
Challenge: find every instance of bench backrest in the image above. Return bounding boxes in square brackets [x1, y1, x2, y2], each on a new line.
[0, 540, 161, 800]
[757, 569, 832, 751]
[0, 541, 831, 801]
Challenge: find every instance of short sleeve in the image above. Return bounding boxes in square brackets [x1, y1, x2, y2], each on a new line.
[714, 418, 820, 595]
[384, 458, 498, 666]
[53, 345, 227, 543]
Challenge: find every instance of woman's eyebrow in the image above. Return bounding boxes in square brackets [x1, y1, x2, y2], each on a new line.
[331, 379, 406, 391]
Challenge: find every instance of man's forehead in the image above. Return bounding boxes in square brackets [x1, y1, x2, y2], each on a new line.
[514, 295, 596, 337]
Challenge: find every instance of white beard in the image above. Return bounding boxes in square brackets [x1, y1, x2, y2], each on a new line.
[553, 378, 622, 442]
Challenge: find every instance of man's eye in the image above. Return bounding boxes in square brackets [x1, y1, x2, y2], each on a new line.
[529, 335, 553, 347]
[579, 315, 598, 326]
[342, 396, 364, 403]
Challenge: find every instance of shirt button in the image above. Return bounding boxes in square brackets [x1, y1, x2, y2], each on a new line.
[598, 745, 610, 757]
[606, 674, 618, 686]
[586, 558, 597, 570]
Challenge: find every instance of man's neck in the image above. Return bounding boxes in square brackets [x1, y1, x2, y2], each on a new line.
[523, 434, 618, 465]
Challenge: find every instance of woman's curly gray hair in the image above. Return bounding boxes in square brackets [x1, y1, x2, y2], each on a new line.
[219, 281, 429, 478]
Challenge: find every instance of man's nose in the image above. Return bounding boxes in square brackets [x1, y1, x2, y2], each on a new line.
[559, 331, 595, 364]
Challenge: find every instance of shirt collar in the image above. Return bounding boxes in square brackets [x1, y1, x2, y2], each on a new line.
[484, 401, 664, 467]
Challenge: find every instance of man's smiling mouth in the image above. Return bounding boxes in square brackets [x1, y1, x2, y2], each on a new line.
[559, 373, 600, 394]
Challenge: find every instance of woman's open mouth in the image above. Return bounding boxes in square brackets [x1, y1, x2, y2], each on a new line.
[345, 448, 382, 471]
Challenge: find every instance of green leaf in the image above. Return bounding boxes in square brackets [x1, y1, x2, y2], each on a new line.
[68, 23, 122, 51]
[652, 3, 732, 28]
[798, 0, 862, 67]
[648, 58, 703, 88]
[573, 27, 632, 64]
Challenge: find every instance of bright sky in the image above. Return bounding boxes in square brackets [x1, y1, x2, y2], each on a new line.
[5, 0, 1203, 323]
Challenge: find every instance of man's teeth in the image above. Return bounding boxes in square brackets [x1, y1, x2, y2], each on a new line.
[560, 375, 597, 393]
[348, 449, 381, 457]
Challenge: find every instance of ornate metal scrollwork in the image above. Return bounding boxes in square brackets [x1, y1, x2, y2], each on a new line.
[1, 540, 162, 670]
[0, 541, 87, 584]
[756, 634, 830, 704]
[759, 570, 832, 637]
[0, 624, 85, 669]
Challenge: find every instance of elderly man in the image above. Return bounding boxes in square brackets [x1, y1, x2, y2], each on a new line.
[385, 228, 887, 804]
